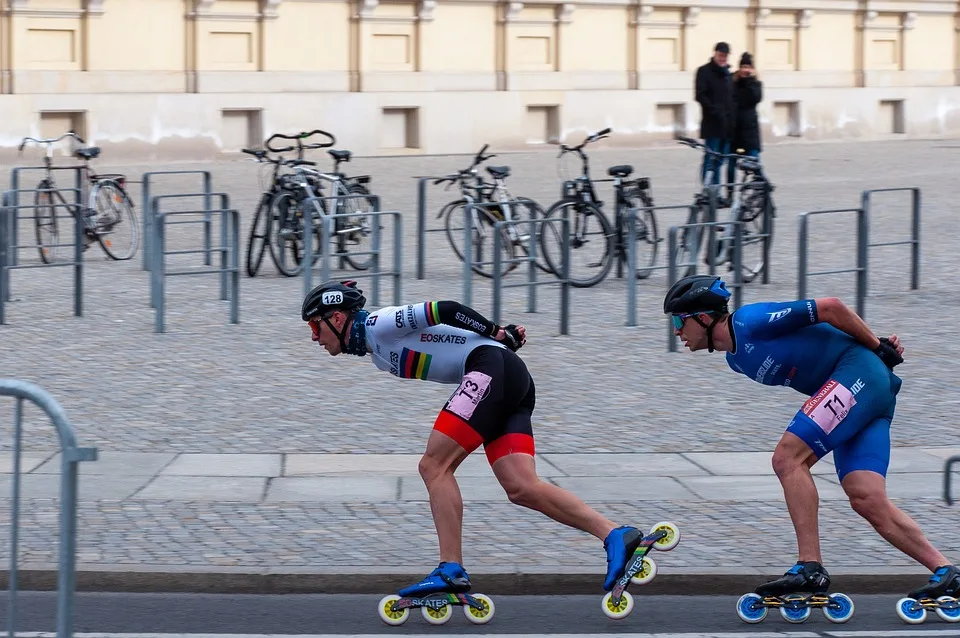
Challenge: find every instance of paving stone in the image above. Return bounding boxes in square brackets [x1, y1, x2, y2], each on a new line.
[133, 476, 267, 501]
[551, 475, 701, 501]
[32, 451, 175, 476]
[542, 453, 708, 477]
[676, 475, 849, 501]
[160, 453, 281, 477]
[266, 477, 399, 502]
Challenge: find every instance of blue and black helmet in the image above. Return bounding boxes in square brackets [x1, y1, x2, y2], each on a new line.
[663, 275, 731, 316]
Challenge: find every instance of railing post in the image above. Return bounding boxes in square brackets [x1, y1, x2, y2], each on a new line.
[417, 177, 427, 280]
[492, 221, 502, 326]
[73, 199, 83, 317]
[797, 213, 808, 301]
[667, 226, 679, 352]
[911, 187, 921, 291]
[461, 199, 474, 306]
[394, 213, 403, 305]
[560, 213, 570, 336]
[856, 207, 867, 319]
[626, 208, 637, 327]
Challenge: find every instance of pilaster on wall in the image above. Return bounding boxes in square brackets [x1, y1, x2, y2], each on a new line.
[633, 3, 698, 90]
[351, 0, 437, 92]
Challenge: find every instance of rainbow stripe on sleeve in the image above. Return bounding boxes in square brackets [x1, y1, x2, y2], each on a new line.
[425, 301, 441, 326]
[399, 348, 432, 380]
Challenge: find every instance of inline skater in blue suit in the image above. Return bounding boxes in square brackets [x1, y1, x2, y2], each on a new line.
[663, 275, 958, 604]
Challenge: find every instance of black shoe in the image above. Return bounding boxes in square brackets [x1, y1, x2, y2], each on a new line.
[756, 561, 830, 597]
[909, 565, 960, 600]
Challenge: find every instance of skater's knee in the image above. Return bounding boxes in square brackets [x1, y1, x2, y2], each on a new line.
[847, 488, 888, 523]
[771, 448, 804, 479]
[501, 476, 541, 508]
[418, 454, 455, 484]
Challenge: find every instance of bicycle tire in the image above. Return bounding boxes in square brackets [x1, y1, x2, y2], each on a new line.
[91, 180, 139, 260]
[538, 198, 614, 288]
[626, 189, 658, 280]
[246, 194, 272, 277]
[739, 180, 775, 283]
[677, 202, 705, 279]
[507, 197, 553, 274]
[341, 182, 377, 271]
[269, 190, 312, 277]
[443, 199, 517, 279]
[33, 180, 59, 264]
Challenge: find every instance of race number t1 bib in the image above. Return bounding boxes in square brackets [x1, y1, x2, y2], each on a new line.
[802, 379, 857, 435]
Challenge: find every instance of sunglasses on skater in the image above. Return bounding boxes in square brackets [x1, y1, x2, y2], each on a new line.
[671, 313, 696, 330]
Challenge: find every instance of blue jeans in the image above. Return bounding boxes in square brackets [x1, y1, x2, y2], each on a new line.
[701, 138, 730, 186]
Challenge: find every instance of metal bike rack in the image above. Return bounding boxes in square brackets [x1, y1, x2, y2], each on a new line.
[491, 214, 571, 335]
[623, 203, 698, 327]
[860, 187, 921, 293]
[141, 171, 214, 271]
[666, 220, 744, 352]
[301, 194, 402, 307]
[710, 179, 775, 286]
[0, 189, 84, 323]
[7, 165, 85, 268]
[1, 379, 98, 638]
[150, 196, 239, 333]
[798, 207, 867, 319]
[414, 175, 475, 280]
[944, 455, 960, 506]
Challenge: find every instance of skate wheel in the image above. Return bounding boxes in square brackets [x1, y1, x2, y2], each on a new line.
[736, 593, 767, 624]
[822, 593, 855, 624]
[421, 601, 453, 625]
[649, 521, 680, 551]
[601, 590, 634, 620]
[630, 556, 657, 586]
[377, 595, 409, 626]
[463, 593, 495, 625]
[935, 596, 960, 623]
[896, 597, 927, 624]
[780, 604, 811, 623]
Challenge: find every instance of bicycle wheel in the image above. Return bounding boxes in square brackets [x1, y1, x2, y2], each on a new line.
[91, 180, 139, 260]
[506, 197, 553, 274]
[246, 194, 272, 277]
[269, 190, 311, 277]
[340, 183, 377, 271]
[624, 189, 658, 280]
[443, 200, 517, 278]
[737, 177, 774, 283]
[677, 200, 705, 279]
[33, 180, 59, 264]
[538, 199, 614, 288]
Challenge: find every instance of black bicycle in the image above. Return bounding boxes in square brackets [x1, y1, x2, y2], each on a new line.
[435, 144, 549, 278]
[20, 131, 138, 263]
[676, 137, 775, 282]
[538, 129, 658, 288]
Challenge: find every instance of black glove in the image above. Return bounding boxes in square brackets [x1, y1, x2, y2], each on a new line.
[499, 324, 524, 352]
[873, 337, 903, 369]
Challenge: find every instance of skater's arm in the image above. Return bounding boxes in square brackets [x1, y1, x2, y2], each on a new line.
[426, 301, 526, 351]
[814, 297, 881, 349]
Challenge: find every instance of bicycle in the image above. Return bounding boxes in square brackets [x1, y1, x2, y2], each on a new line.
[435, 144, 549, 278]
[18, 131, 138, 264]
[264, 131, 377, 277]
[538, 128, 658, 288]
[675, 137, 775, 282]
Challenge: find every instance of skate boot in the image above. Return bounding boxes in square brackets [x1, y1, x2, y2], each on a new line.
[603, 525, 643, 591]
[908, 565, 960, 600]
[397, 561, 472, 598]
[737, 562, 855, 625]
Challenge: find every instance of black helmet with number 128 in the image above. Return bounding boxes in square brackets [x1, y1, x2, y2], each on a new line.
[301, 280, 366, 322]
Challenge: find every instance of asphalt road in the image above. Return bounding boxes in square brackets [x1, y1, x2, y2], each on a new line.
[1, 592, 958, 635]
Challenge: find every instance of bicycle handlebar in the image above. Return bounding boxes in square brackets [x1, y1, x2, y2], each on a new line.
[264, 129, 337, 154]
[676, 136, 753, 161]
[557, 128, 611, 158]
[434, 145, 498, 186]
[18, 131, 86, 153]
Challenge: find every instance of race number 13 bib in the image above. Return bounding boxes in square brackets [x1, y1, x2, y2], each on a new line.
[802, 379, 856, 435]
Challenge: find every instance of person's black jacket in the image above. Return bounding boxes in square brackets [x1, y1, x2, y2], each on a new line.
[732, 74, 763, 151]
[695, 58, 734, 140]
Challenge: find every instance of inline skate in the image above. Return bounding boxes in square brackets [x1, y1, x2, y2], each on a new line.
[896, 564, 960, 624]
[736, 561, 855, 624]
[377, 561, 495, 626]
[601, 521, 681, 619]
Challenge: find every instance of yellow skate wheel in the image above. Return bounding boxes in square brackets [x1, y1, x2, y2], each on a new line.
[649, 521, 681, 552]
[377, 595, 409, 626]
[421, 601, 453, 625]
[630, 556, 658, 586]
[463, 593, 496, 625]
[601, 590, 634, 620]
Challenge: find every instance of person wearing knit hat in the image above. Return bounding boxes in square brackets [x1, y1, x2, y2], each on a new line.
[728, 51, 764, 189]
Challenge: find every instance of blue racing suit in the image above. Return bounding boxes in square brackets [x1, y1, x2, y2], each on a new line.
[725, 299, 902, 481]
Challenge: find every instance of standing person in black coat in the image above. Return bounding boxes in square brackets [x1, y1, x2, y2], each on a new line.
[694, 42, 734, 190]
[728, 51, 764, 190]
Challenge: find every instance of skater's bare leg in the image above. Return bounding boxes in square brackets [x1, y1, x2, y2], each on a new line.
[419, 430, 470, 564]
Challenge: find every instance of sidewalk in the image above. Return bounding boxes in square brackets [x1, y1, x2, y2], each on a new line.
[1, 446, 957, 596]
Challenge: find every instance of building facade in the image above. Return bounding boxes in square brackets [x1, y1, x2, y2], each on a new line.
[1, 0, 958, 159]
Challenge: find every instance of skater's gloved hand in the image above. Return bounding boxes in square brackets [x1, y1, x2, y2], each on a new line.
[873, 335, 903, 369]
[496, 324, 526, 351]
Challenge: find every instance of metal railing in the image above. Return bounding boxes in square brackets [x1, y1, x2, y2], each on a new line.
[141, 170, 214, 271]
[623, 203, 698, 327]
[666, 220, 744, 352]
[301, 195, 402, 307]
[414, 175, 467, 280]
[1, 379, 98, 638]
[945, 455, 960, 506]
[7, 166, 85, 268]
[149, 195, 240, 333]
[798, 207, 867, 318]
[861, 187, 921, 292]
[491, 215, 571, 335]
[0, 190, 84, 324]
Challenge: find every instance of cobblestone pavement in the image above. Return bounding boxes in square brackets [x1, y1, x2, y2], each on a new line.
[0, 137, 958, 577]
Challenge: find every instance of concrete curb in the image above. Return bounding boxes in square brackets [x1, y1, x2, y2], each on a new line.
[0, 565, 931, 596]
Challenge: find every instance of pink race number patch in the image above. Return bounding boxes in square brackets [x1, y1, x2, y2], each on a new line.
[801, 379, 857, 435]
[445, 371, 493, 421]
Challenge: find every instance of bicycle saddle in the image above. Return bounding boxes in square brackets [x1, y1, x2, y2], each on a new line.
[329, 149, 352, 162]
[486, 166, 510, 179]
[739, 158, 762, 173]
[607, 165, 633, 178]
[75, 147, 101, 160]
